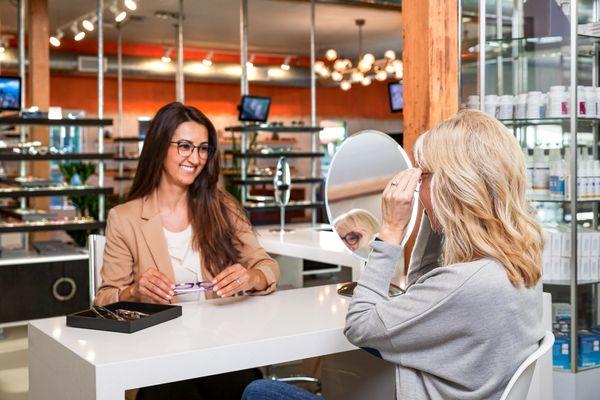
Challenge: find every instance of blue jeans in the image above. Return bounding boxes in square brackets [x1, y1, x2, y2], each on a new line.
[242, 379, 322, 400]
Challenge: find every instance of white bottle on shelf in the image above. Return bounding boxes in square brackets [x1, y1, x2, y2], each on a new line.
[593, 160, 600, 199]
[515, 94, 528, 119]
[484, 95, 499, 117]
[527, 92, 543, 119]
[564, 149, 572, 200]
[466, 95, 479, 110]
[548, 86, 567, 118]
[585, 86, 597, 118]
[533, 147, 550, 196]
[498, 95, 514, 119]
[577, 86, 587, 117]
[549, 149, 564, 199]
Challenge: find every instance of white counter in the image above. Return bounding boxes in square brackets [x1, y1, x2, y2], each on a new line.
[255, 224, 364, 281]
[28, 284, 356, 400]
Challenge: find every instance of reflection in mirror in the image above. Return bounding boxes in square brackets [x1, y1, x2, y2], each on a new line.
[325, 130, 418, 298]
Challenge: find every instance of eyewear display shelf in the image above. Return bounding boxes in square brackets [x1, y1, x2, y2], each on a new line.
[224, 125, 325, 220]
[109, 136, 143, 198]
[460, 0, 600, 379]
[0, 117, 113, 328]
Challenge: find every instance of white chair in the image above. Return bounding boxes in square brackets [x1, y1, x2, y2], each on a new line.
[88, 234, 106, 305]
[500, 331, 555, 400]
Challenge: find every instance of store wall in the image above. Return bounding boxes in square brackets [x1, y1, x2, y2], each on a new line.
[49, 73, 403, 134]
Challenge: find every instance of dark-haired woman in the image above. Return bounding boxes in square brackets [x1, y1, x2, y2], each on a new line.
[96, 102, 279, 400]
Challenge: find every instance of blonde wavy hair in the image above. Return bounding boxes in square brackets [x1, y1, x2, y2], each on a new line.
[414, 109, 543, 288]
[333, 208, 381, 237]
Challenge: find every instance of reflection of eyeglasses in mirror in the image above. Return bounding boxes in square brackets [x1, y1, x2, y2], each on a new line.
[340, 231, 362, 246]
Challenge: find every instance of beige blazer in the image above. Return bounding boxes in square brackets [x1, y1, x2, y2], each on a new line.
[95, 191, 280, 306]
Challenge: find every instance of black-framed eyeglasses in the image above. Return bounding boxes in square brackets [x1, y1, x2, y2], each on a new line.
[340, 231, 362, 246]
[170, 140, 215, 160]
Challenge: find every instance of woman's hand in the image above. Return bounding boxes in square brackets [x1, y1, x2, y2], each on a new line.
[379, 168, 422, 244]
[120, 269, 175, 304]
[212, 264, 267, 297]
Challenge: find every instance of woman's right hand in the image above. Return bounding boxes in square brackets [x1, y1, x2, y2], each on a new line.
[120, 269, 175, 304]
[379, 168, 422, 244]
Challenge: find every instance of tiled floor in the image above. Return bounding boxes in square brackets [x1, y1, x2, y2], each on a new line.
[0, 326, 28, 400]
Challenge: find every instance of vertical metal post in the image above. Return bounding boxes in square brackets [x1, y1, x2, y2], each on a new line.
[176, 0, 185, 103]
[592, 0, 599, 232]
[239, 0, 249, 203]
[458, 0, 463, 104]
[496, 0, 503, 95]
[117, 23, 125, 198]
[98, 0, 105, 226]
[18, 0, 27, 249]
[478, 0, 486, 111]
[569, 0, 578, 374]
[240, 0, 249, 96]
[512, 0, 524, 96]
[310, 0, 317, 224]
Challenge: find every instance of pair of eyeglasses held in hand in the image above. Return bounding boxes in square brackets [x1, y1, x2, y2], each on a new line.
[173, 281, 215, 295]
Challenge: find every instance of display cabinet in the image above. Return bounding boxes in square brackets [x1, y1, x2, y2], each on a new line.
[461, 0, 600, 382]
[0, 116, 113, 326]
[223, 125, 325, 222]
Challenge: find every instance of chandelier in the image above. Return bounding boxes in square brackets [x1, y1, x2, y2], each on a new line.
[314, 19, 403, 91]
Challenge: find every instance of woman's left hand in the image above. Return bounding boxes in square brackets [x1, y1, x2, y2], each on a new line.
[212, 264, 265, 297]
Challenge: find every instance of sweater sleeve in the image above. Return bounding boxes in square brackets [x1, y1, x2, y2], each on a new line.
[344, 239, 489, 366]
[405, 212, 443, 287]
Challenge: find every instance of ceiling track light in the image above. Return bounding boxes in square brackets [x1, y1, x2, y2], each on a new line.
[124, 0, 138, 11]
[49, 30, 64, 47]
[161, 48, 173, 63]
[281, 56, 292, 71]
[202, 51, 213, 66]
[71, 23, 85, 41]
[82, 14, 97, 31]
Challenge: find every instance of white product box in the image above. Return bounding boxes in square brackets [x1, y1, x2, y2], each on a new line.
[542, 230, 552, 257]
[580, 257, 591, 281]
[560, 257, 570, 281]
[591, 232, 600, 257]
[542, 256, 554, 280]
[561, 230, 572, 258]
[590, 257, 599, 281]
[580, 230, 592, 257]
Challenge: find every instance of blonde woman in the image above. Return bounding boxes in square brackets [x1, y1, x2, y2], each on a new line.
[343, 109, 544, 400]
[333, 208, 380, 252]
[242, 109, 544, 400]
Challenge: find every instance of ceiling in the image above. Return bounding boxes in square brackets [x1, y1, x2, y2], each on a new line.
[0, 0, 403, 59]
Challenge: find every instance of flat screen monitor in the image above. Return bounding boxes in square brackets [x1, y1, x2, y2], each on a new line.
[388, 81, 403, 113]
[238, 95, 271, 123]
[0, 77, 21, 111]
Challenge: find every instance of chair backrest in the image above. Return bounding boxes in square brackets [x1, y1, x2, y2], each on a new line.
[88, 234, 106, 305]
[499, 331, 555, 400]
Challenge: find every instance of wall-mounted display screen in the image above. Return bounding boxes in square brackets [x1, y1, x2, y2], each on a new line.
[388, 81, 403, 113]
[238, 95, 271, 123]
[0, 77, 21, 111]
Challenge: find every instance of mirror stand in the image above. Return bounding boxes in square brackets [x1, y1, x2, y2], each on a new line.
[337, 281, 405, 298]
[269, 204, 295, 233]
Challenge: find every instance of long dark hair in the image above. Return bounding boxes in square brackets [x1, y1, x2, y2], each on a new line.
[128, 102, 246, 275]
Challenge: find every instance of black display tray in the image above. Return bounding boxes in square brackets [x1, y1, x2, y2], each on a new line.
[66, 301, 182, 334]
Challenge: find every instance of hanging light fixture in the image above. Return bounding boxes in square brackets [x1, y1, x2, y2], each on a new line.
[110, 3, 127, 22]
[202, 51, 213, 66]
[315, 19, 401, 90]
[124, 0, 138, 11]
[325, 49, 337, 61]
[71, 23, 85, 41]
[0, 38, 6, 53]
[281, 56, 291, 71]
[49, 30, 64, 47]
[161, 48, 173, 63]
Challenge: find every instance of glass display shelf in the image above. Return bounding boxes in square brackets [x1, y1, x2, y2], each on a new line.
[225, 126, 322, 133]
[500, 117, 600, 126]
[0, 153, 113, 161]
[0, 185, 112, 198]
[527, 195, 600, 203]
[0, 116, 113, 127]
[242, 200, 324, 212]
[225, 151, 325, 159]
[0, 219, 105, 233]
[232, 177, 324, 185]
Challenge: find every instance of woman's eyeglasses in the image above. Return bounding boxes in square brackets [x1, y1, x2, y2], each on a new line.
[340, 231, 362, 246]
[170, 140, 215, 160]
[173, 281, 215, 295]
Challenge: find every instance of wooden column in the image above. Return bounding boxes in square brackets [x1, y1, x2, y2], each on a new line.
[401, 0, 459, 265]
[28, 0, 50, 237]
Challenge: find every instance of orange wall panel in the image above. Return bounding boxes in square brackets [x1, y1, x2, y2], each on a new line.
[50, 74, 402, 120]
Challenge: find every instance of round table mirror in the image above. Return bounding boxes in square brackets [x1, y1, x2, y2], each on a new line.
[325, 130, 419, 297]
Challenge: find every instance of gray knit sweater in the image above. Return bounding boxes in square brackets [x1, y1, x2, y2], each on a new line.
[344, 214, 544, 400]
